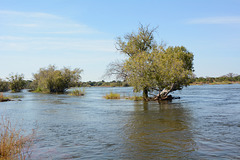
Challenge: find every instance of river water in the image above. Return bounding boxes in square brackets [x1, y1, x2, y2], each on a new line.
[0, 84, 240, 159]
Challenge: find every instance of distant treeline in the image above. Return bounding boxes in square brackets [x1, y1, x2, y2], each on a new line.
[191, 73, 240, 85]
[0, 79, 129, 92]
[79, 80, 130, 87]
[1, 73, 240, 92]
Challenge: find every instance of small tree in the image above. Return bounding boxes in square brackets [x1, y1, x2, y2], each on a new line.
[32, 65, 83, 93]
[7, 74, 25, 92]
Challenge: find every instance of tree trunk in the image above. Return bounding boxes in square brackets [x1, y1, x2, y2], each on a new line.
[157, 95, 173, 103]
[155, 84, 175, 102]
[143, 87, 148, 101]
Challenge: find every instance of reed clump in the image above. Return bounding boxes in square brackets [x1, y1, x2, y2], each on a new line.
[68, 89, 85, 96]
[104, 92, 120, 99]
[0, 116, 35, 160]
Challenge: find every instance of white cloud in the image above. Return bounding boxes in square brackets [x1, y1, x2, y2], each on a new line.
[0, 10, 113, 53]
[0, 36, 115, 53]
[0, 10, 117, 81]
[0, 10, 99, 34]
[189, 16, 240, 24]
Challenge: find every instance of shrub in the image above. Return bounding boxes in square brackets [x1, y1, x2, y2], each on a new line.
[32, 65, 83, 93]
[0, 116, 35, 160]
[0, 79, 9, 92]
[7, 74, 25, 93]
[69, 89, 85, 96]
[104, 92, 120, 99]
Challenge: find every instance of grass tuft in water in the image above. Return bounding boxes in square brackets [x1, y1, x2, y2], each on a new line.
[69, 89, 85, 96]
[104, 92, 120, 99]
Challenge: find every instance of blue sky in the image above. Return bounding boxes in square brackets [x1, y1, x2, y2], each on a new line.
[0, 0, 240, 81]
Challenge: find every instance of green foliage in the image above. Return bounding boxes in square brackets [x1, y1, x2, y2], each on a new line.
[124, 47, 193, 94]
[116, 24, 157, 57]
[32, 65, 83, 93]
[24, 80, 33, 89]
[7, 74, 26, 92]
[104, 92, 120, 99]
[69, 89, 85, 96]
[112, 24, 194, 101]
[0, 79, 9, 92]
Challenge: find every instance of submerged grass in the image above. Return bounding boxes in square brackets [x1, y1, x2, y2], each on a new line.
[104, 92, 120, 99]
[125, 95, 143, 101]
[104, 92, 143, 101]
[68, 89, 85, 96]
[0, 116, 35, 160]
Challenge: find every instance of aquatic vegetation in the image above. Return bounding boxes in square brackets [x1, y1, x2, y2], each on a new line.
[125, 95, 143, 101]
[104, 92, 120, 99]
[0, 116, 35, 160]
[69, 89, 85, 96]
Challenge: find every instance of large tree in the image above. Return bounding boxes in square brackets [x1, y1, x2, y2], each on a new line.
[106, 25, 194, 102]
[110, 25, 158, 100]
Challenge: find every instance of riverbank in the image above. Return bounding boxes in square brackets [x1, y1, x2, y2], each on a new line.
[0, 93, 11, 102]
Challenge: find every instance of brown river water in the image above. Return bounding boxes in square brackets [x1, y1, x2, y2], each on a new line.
[0, 84, 240, 159]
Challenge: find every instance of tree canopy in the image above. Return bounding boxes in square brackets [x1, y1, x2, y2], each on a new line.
[124, 45, 194, 101]
[116, 24, 157, 57]
[106, 24, 194, 102]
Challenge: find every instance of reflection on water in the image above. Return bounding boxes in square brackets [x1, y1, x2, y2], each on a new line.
[123, 102, 197, 159]
[0, 85, 240, 159]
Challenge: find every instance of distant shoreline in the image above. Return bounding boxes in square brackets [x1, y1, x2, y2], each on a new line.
[190, 81, 240, 85]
